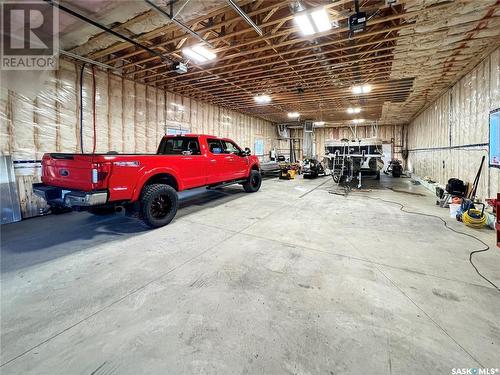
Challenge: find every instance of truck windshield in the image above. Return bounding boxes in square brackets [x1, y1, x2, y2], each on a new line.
[157, 137, 201, 155]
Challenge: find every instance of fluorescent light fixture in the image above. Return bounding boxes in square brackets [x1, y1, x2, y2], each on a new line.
[352, 119, 365, 124]
[182, 47, 206, 62]
[351, 84, 372, 94]
[352, 86, 362, 94]
[347, 107, 361, 114]
[294, 7, 331, 36]
[294, 14, 315, 36]
[313, 121, 325, 126]
[288, 112, 300, 119]
[254, 94, 271, 104]
[182, 45, 216, 63]
[192, 45, 216, 60]
[310, 8, 332, 33]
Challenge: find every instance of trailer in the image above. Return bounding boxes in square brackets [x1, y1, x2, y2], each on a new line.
[323, 138, 385, 188]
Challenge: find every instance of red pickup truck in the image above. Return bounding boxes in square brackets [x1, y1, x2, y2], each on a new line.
[33, 134, 262, 228]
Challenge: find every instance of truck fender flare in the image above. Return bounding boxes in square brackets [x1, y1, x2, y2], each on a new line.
[132, 167, 182, 201]
[249, 163, 260, 173]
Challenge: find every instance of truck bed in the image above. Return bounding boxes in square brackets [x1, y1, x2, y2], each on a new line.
[41, 153, 206, 201]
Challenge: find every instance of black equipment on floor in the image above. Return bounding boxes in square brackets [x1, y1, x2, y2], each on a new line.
[384, 159, 403, 177]
[445, 178, 467, 197]
[302, 158, 325, 178]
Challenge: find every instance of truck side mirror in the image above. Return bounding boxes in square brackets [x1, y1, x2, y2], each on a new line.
[244, 147, 251, 156]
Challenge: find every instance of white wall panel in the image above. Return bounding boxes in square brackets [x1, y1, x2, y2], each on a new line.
[94, 69, 108, 153]
[408, 47, 500, 200]
[57, 61, 79, 154]
[134, 84, 146, 153]
[108, 74, 123, 152]
[146, 86, 157, 153]
[122, 80, 135, 153]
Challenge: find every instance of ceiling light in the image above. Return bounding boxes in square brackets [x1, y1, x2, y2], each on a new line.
[192, 45, 216, 60]
[313, 121, 325, 126]
[352, 119, 365, 124]
[254, 94, 271, 104]
[351, 84, 372, 94]
[294, 14, 315, 36]
[347, 107, 361, 114]
[182, 47, 207, 63]
[294, 7, 332, 36]
[182, 45, 216, 63]
[288, 112, 300, 119]
[310, 8, 332, 33]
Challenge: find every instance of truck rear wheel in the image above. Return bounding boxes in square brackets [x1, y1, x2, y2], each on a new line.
[140, 184, 178, 228]
[243, 170, 262, 193]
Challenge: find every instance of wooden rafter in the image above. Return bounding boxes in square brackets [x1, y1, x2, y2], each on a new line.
[63, 0, 500, 125]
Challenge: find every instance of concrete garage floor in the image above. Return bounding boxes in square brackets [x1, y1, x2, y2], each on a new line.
[1, 176, 499, 374]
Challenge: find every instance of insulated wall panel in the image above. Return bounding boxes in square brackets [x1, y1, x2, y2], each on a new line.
[122, 80, 135, 153]
[146, 86, 157, 153]
[408, 47, 500, 200]
[36, 72, 58, 158]
[156, 90, 165, 148]
[58, 61, 79, 154]
[109, 74, 123, 152]
[81, 68, 93, 153]
[0, 89, 10, 155]
[134, 84, 146, 153]
[94, 69, 109, 153]
[11, 92, 35, 160]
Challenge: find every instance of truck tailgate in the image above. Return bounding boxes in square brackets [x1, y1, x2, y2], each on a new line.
[42, 153, 96, 191]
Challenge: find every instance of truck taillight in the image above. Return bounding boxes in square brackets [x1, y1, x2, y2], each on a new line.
[92, 168, 98, 183]
[92, 164, 110, 184]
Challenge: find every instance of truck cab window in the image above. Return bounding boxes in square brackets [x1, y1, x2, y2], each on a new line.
[157, 137, 201, 155]
[222, 140, 241, 155]
[207, 139, 223, 154]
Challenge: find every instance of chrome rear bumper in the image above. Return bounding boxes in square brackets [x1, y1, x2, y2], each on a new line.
[33, 183, 108, 207]
[63, 191, 108, 207]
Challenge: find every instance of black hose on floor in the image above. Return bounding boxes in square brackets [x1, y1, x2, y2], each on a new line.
[350, 194, 499, 291]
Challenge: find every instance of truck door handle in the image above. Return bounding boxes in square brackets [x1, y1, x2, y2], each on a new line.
[210, 159, 217, 163]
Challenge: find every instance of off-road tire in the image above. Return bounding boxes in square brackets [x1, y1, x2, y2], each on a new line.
[140, 184, 178, 228]
[243, 170, 262, 193]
